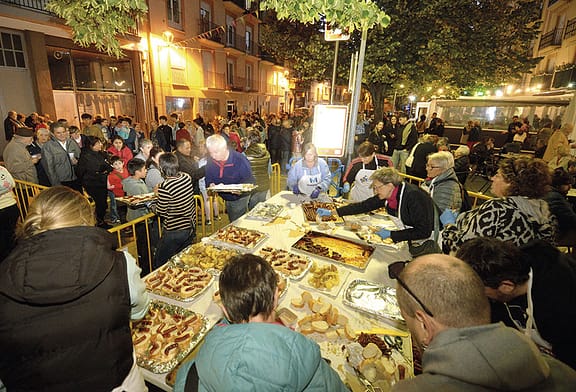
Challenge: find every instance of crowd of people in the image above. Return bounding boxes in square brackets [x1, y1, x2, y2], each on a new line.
[2, 107, 576, 391]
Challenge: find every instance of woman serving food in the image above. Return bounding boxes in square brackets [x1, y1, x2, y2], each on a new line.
[287, 143, 331, 199]
[317, 167, 435, 244]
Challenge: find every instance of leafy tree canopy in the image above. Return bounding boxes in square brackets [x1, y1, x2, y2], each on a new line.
[261, 0, 542, 118]
[47, 0, 148, 58]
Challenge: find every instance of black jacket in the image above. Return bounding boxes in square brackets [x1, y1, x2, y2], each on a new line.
[336, 182, 434, 242]
[408, 142, 437, 179]
[543, 189, 576, 236]
[76, 148, 112, 188]
[175, 151, 205, 195]
[0, 227, 133, 391]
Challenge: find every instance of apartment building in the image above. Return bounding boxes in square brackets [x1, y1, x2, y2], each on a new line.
[530, 0, 576, 92]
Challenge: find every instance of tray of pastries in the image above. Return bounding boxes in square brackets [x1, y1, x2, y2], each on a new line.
[145, 263, 214, 302]
[131, 300, 208, 373]
[245, 202, 284, 222]
[116, 192, 157, 207]
[300, 261, 350, 298]
[257, 246, 312, 280]
[301, 201, 344, 223]
[291, 231, 375, 270]
[207, 225, 268, 252]
[173, 243, 239, 271]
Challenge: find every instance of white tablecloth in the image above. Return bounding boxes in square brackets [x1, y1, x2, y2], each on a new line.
[142, 191, 412, 390]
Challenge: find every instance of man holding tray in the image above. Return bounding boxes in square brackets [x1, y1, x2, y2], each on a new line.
[205, 134, 255, 222]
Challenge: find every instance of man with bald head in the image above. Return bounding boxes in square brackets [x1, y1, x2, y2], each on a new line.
[390, 254, 576, 391]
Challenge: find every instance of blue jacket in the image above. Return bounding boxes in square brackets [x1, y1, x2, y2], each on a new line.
[205, 150, 254, 201]
[174, 322, 348, 392]
[286, 158, 331, 194]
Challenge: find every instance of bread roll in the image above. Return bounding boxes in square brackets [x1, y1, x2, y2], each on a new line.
[290, 296, 304, 308]
[345, 323, 356, 340]
[300, 322, 314, 335]
[311, 320, 330, 333]
[362, 342, 381, 359]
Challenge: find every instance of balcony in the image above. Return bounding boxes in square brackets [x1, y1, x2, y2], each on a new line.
[203, 71, 226, 89]
[539, 28, 564, 50]
[531, 73, 554, 90]
[225, 32, 257, 56]
[224, 0, 259, 12]
[1, 0, 52, 14]
[198, 19, 224, 45]
[226, 75, 258, 92]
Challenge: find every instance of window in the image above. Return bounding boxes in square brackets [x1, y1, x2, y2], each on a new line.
[227, 60, 235, 86]
[200, 3, 211, 32]
[245, 26, 252, 54]
[0, 32, 26, 68]
[167, 0, 182, 29]
[246, 64, 253, 89]
[226, 16, 236, 46]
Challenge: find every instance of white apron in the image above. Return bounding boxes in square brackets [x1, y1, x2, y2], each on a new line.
[350, 156, 380, 202]
[298, 167, 322, 196]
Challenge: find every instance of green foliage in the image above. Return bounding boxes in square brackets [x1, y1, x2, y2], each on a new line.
[261, 0, 542, 118]
[46, 0, 148, 58]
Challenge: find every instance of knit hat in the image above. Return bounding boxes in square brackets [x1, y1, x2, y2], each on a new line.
[15, 127, 34, 137]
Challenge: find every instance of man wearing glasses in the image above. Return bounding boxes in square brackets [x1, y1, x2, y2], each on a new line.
[389, 255, 576, 390]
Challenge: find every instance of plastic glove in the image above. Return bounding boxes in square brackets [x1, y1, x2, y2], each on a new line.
[440, 209, 458, 226]
[292, 185, 300, 195]
[316, 208, 332, 217]
[310, 187, 321, 199]
[342, 182, 351, 193]
[375, 228, 391, 240]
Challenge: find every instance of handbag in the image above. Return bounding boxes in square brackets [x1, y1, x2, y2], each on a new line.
[408, 207, 441, 258]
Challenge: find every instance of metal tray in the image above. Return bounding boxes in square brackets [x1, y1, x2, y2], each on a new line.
[343, 279, 404, 323]
[207, 225, 268, 253]
[300, 262, 350, 298]
[257, 246, 312, 281]
[301, 201, 344, 224]
[132, 300, 209, 373]
[291, 231, 375, 271]
[145, 262, 214, 302]
[245, 202, 284, 222]
[171, 243, 240, 271]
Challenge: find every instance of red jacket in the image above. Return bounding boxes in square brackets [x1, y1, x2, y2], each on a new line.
[108, 168, 129, 197]
[107, 146, 133, 166]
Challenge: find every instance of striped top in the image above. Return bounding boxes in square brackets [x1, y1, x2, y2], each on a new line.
[156, 172, 196, 232]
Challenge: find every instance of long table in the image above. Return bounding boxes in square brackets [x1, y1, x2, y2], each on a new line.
[141, 191, 413, 390]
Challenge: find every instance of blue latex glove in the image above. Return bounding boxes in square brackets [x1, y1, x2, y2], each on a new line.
[375, 228, 391, 240]
[440, 209, 458, 225]
[310, 187, 321, 199]
[342, 182, 351, 193]
[316, 208, 332, 217]
[292, 185, 300, 195]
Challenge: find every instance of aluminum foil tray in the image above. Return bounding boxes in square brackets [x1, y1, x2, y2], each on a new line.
[245, 202, 284, 222]
[257, 246, 312, 281]
[132, 300, 209, 374]
[144, 262, 214, 302]
[207, 225, 268, 253]
[343, 279, 404, 323]
[172, 243, 239, 271]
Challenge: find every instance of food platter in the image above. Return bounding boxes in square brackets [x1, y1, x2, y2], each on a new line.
[245, 202, 284, 222]
[300, 261, 350, 298]
[291, 231, 375, 270]
[145, 262, 214, 302]
[131, 300, 208, 373]
[116, 193, 157, 208]
[172, 243, 239, 271]
[343, 279, 404, 324]
[207, 225, 268, 252]
[301, 201, 344, 223]
[207, 183, 257, 193]
[257, 246, 312, 280]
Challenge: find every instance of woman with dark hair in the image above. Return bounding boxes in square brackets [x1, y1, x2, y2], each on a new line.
[145, 147, 165, 192]
[0, 186, 149, 391]
[342, 141, 391, 201]
[368, 121, 387, 154]
[76, 136, 113, 228]
[442, 157, 557, 253]
[107, 135, 133, 166]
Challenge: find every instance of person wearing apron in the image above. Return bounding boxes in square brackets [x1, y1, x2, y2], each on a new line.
[287, 143, 331, 199]
[341, 141, 391, 202]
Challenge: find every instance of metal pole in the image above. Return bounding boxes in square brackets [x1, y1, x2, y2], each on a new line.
[330, 41, 339, 104]
[347, 27, 368, 165]
[392, 90, 397, 112]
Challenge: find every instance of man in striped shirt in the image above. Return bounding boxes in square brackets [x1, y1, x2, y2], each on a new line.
[153, 152, 196, 269]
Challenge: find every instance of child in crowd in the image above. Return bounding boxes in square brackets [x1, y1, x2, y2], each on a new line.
[123, 158, 157, 276]
[107, 135, 133, 166]
[107, 155, 129, 224]
[173, 254, 348, 392]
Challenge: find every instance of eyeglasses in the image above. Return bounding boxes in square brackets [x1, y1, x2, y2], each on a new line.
[371, 183, 386, 191]
[426, 164, 441, 169]
[388, 261, 434, 317]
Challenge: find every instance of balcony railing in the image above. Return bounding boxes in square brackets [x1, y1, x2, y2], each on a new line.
[224, 0, 259, 12]
[225, 75, 258, 92]
[1, 0, 52, 14]
[198, 19, 225, 45]
[203, 71, 226, 89]
[565, 18, 576, 40]
[225, 32, 257, 56]
[539, 27, 564, 50]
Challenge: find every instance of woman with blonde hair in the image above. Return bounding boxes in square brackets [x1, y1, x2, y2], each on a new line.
[287, 143, 331, 199]
[0, 186, 149, 391]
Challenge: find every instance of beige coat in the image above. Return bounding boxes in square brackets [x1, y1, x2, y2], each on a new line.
[542, 130, 569, 163]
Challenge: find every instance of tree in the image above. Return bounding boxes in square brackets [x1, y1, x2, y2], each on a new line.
[46, 0, 148, 58]
[261, 0, 542, 121]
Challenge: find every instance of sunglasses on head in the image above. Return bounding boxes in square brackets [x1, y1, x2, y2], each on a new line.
[388, 261, 434, 317]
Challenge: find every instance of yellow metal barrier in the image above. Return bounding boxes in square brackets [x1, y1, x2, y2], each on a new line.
[270, 163, 281, 195]
[194, 194, 207, 238]
[12, 180, 49, 220]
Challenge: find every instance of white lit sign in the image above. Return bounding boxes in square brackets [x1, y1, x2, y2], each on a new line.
[312, 105, 349, 157]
